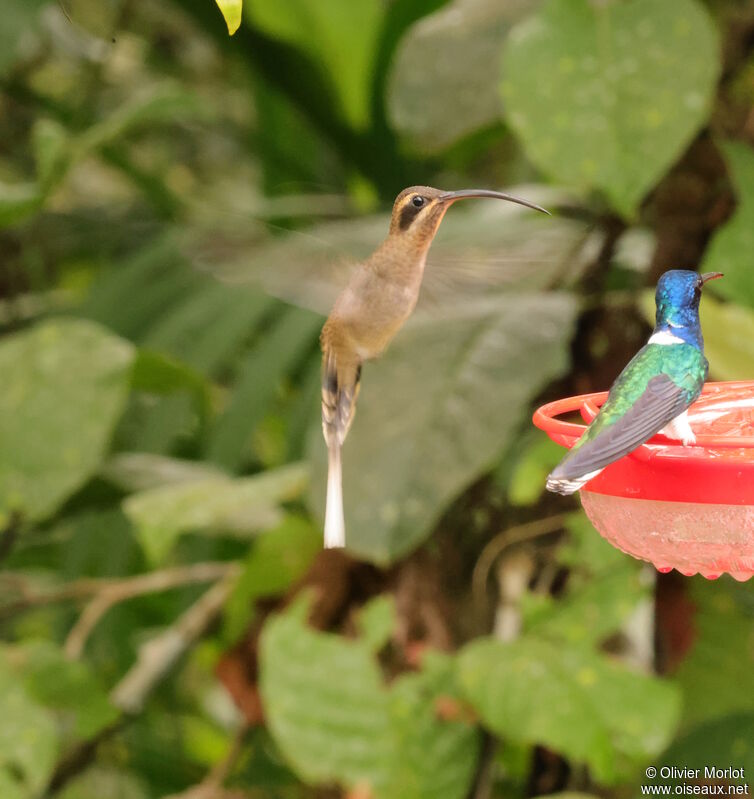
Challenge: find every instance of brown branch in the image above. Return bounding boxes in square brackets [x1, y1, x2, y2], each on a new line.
[111, 568, 240, 714]
[0, 561, 235, 624]
[45, 567, 241, 796]
[0, 576, 104, 621]
[45, 721, 125, 796]
[471, 515, 566, 607]
[63, 562, 238, 659]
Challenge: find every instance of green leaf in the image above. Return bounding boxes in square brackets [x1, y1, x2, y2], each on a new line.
[214, 0, 242, 34]
[259, 598, 480, 798]
[141, 284, 275, 376]
[7, 641, 118, 739]
[61, 0, 126, 40]
[357, 595, 396, 653]
[0, 319, 134, 523]
[58, 767, 148, 799]
[701, 295, 754, 379]
[33, 118, 71, 190]
[223, 515, 321, 643]
[206, 304, 321, 472]
[3, 90, 204, 228]
[673, 579, 754, 727]
[180, 713, 229, 768]
[309, 293, 576, 564]
[388, 0, 536, 151]
[0, 653, 58, 795]
[79, 237, 202, 340]
[0, 181, 42, 228]
[244, 0, 383, 128]
[0, 0, 49, 75]
[75, 86, 205, 156]
[701, 141, 754, 309]
[521, 511, 647, 647]
[101, 452, 226, 493]
[658, 712, 754, 782]
[522, 567, 647, 647]
[56, 508, 141, 580]
[131, 349, 211, 420]
[123, 462, 309, 563]
[260, 597, 395, 788]
[382, 665, 481, 799]
[118, 392, 197, 456]
[502, 0, 719, 216]
[0, 771, 25, 799]
[458, 636, 680, 783]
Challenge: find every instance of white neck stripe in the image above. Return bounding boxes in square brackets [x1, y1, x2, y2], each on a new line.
[649, 330, 685, 345]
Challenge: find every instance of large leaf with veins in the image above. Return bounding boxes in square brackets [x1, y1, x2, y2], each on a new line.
[388, 0, 537, 151]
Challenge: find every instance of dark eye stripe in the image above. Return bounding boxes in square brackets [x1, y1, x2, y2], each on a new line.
[399, 202, 422, 230]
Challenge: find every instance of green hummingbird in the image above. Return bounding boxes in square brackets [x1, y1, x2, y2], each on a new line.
[546, 269, 723, 495]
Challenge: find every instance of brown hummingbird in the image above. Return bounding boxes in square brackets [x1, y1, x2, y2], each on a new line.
[319, 186, 550, 548]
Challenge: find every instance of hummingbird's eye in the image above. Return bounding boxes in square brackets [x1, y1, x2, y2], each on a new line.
[412, 195, 425, 208]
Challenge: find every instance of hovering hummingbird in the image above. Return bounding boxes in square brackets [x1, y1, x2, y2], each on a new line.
[320, 186, 550, 547]
[546, 269, 723, 495]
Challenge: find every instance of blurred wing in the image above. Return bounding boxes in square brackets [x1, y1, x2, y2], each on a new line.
[183, 186, 595, 319]
[551, 374, 692, 479]
[184, 209, 386, 317]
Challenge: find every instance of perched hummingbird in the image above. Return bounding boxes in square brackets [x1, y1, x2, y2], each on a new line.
[546, 269, 723, 495]
[320, 186, 550, 547]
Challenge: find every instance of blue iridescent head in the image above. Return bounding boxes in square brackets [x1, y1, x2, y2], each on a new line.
[654, 269, 723, 349]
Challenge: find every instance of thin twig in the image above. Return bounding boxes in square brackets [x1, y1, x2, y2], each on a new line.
[111, 568, 240, 714]
[471, 515, 565, 606]
[0, 561, 234, 623]
[45, 568, 241, 796]
[45, 721, 124, 796]
[0, 577, 104, 620]
[471, 732, 497, 799]
[64, 562, 238, 659]
[163, 789, 248, 799]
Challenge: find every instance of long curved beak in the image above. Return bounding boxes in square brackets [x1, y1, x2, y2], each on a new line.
[437, 189, 550, 215]
[700, 272, 724, 284]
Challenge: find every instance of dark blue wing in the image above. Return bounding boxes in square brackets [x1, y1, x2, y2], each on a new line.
[548, 374, 691, 482]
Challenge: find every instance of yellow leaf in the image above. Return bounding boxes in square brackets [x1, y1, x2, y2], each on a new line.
[215, 0, 242, 35]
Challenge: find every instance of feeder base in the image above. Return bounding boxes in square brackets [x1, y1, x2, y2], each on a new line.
[580, 492, 754, 581]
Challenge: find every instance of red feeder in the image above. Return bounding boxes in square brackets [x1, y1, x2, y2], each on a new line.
[533, 381, 754, 581]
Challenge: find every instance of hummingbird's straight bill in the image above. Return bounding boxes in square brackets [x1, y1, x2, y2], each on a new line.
[320, 185, 549, 548]
[546, 269, 723, 495]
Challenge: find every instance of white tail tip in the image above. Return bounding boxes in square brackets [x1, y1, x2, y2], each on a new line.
[324, 444, 345, 548]
[546, 467, 603, 496]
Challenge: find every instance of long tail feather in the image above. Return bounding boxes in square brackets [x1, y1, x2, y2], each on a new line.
[324, 442, 345, 548]
[320, 344, 361, 549]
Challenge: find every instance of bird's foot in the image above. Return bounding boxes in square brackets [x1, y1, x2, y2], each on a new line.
[661, 412, 696, 446]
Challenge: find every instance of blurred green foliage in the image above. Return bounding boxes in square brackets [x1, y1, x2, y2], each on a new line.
[502, 0, 720, 217]
[0, 0, 752, 797]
